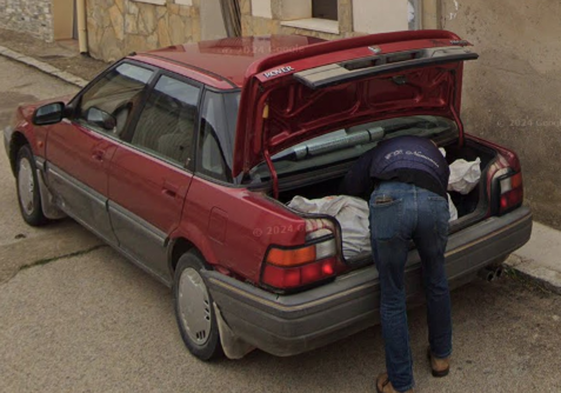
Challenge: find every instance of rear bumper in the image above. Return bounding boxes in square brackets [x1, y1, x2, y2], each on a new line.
[204, 206, 532, 357]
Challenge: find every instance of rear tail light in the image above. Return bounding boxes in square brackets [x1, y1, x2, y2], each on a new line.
[261, 218, 343, 291]
[484, 145, 524, 216]
[498, 171, 523, 215]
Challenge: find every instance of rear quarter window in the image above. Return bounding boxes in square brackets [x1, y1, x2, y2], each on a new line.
[196, 91, 239, 183]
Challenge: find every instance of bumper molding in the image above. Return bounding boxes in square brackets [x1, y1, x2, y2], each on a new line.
[204, 206, 532, 357]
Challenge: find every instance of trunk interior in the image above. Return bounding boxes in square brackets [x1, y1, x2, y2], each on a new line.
[277, 139, 497, 227]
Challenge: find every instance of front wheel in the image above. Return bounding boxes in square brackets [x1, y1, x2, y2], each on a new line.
[16, 145, 48, 226]
[173, 251, 222, 361]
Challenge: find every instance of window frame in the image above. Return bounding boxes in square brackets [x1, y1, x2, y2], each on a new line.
[121, 68, 204, 172]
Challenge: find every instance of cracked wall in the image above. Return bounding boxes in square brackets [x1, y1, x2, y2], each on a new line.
[441, 0, 561, 228]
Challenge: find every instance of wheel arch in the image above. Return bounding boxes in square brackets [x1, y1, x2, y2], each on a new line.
[168, 237, 196, 276]
[168, 236, 216, 278]
[9, 131, 30, 175]
[167, 224, 220, 277]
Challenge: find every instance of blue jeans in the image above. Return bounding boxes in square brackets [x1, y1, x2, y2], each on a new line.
[369, 182, 452, 392]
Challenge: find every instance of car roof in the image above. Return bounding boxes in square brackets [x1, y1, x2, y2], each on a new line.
[131, 35, 325, 90]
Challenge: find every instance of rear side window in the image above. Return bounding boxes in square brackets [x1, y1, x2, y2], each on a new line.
[130, 75, 200, 167]
[197, 91, 239, 182]
[76, 63, 153, 136]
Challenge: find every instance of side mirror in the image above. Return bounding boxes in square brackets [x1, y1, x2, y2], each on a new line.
[84, 107, 116, 131]
[32, 102, 65, 126]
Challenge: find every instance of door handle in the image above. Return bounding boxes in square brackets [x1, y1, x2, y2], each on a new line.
[162, 180, 179, 198]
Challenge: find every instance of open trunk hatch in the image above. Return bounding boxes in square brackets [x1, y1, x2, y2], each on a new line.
[233, 30, 478, 181]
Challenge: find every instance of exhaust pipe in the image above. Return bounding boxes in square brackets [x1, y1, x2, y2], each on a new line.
[494, 266, 504, 280]
[477, 266, 504, 282]
[477, 268, 495, 282]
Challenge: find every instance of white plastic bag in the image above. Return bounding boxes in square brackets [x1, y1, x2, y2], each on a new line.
[448, 193, 458, 222]
[288, 195, 371, 260]
[448, 157, 481, 195]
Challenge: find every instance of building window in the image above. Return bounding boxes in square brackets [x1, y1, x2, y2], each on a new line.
[280, 0, 340, 34]
[312, 0, 338, 21]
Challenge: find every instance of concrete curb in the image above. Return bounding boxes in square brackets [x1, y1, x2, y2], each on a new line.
[507, 254, 561, 295]
[0, 45, 88, 88]
[506, 221, 561, 295]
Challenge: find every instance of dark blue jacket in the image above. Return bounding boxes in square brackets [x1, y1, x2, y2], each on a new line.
[340, 136, 450, 199]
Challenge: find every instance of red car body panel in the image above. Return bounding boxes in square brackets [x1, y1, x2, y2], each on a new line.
[47, 120, 117, 197]
[234, 31, 472, 176]
[109, 145, 191, 233]
[173, 177, 307, 282]
[140, 35, 325, 88]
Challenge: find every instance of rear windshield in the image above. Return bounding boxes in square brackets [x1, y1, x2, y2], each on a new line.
[248, 115, 458, 182]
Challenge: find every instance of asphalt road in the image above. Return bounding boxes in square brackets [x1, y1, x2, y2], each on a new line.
[1, 56, 561, 393]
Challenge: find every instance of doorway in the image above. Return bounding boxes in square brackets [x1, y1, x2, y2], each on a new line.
[53, 0, 76, 40]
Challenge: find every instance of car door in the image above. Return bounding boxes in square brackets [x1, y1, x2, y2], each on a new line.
[46, 62, 155, 244]
[108, 73, 200, 281]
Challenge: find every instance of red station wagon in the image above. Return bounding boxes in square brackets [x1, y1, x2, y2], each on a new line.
[4, 31, 532, 360]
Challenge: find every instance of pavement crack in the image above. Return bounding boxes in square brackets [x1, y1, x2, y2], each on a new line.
[19, 244, 108, 271]
[1, 244, 107, 286]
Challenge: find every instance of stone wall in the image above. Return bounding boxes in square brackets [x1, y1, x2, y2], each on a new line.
[441, 0, 561, 228]
[86, 0, 202, 62]
[0, 0, 54, 41]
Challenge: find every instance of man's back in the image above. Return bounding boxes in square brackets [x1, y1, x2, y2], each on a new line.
[340, 135, 449, 199]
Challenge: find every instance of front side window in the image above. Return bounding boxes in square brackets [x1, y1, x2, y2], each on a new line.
[76, 63, 153, 136]
[130, 75, 200, 166]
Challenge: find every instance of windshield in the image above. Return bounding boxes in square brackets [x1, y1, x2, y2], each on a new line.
[248, 115, 458, 182]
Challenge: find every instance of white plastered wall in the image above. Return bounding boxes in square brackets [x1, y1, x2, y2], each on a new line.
[251, 0, 273, 18]
[200, 0, 227, 40]
[353, 0, 409, 34]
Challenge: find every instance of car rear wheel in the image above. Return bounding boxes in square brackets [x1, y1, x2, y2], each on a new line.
[173, 251, 222, 360]
[16, 145, 48, 226]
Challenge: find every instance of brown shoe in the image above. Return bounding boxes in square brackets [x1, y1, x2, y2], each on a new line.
[376, 373, 414, 393]
[427, 348, 450, 377]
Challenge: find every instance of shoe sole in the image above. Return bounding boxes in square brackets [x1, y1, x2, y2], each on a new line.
[431, 368, 450, 378]
[427, 348, 450, 378]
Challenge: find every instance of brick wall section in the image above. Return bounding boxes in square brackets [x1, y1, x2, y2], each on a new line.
[0, 0, 54, 41]
[86, 0, 202, 62]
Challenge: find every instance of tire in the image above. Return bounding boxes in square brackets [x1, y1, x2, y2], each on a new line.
[16, 145, 48, 226]
[173, 251, 222, 361]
